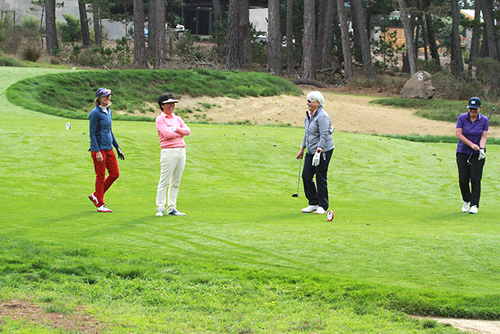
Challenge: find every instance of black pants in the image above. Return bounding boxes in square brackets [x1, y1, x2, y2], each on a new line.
[456, 152, 485, 207]
[302, 149, 333, 210]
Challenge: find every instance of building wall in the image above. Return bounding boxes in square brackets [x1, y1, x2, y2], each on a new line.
[1, 0, 267, 40]
[0, 0, 127, 40]
[0, 0, 79, 24]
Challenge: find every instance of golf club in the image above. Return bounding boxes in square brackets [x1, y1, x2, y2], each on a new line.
[467, 151, 473, 166]
[488, 107, 495, 119]
[292, 158, 302, 197]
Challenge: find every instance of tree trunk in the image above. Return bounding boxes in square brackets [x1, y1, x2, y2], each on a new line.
[410, 0, 419, 59]
[316, 0, 326, 65]
[469, 2, 481, 60]
[425, 13, 441, 67]
[133, 0, 147, 67]
[45, 0, 58, 55]
[301, 0, 316, 79]
[481, 0, 499, 61]
[267, 0, 282, 75]
[241, 0, 252, 64]
[398, 0, 417, 74]
[481, 0, 500, 92]
[149, 0, 166, 69]
[92, 2, 102, 47]
[336, 0, 353, 80]
[317, 0, 335, 69]
[286, 0, 295, 75]
[467, 1, 481, 78]
[350, 0, 362, 63]
[78, 0, 91, 47]
[225, 0, 247, 69]
[351, 0, 374, 78]
[419, 14, 428, 61]
[450, 0, 464, 76]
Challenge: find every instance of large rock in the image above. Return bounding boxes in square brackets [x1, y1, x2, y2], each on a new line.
[400, 71, 435, 99]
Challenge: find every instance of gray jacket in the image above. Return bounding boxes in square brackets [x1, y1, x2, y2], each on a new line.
[302, 107, 334, 153]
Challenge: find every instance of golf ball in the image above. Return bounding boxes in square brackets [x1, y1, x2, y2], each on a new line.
[326, 210, 334, 221]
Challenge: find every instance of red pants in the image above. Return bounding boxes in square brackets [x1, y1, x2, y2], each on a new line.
[91, 149, 120, 206]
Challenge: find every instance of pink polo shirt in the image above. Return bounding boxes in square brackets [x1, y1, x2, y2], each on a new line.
[155, 112, 191, 149]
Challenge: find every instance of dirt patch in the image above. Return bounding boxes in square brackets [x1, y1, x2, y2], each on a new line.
[0, 300, 106, 333]
[165, 87, 500, 138]
[412, 316, 500, 334]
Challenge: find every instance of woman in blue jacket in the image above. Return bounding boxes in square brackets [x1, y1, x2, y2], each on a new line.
[88, 88, 124, 212]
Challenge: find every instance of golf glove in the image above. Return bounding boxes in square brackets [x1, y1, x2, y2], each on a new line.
[167, 126, 177, 132]
[478, 149, 486, 160]
[117, 147, 125, 160]
[312, 152, 321, 166]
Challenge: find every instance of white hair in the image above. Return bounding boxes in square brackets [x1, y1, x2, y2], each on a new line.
[306, 91, 325, 107]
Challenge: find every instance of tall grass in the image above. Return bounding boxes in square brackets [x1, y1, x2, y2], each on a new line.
[379, 134, 500, 145]
[6, 68, 302, 121]
[1, 67, 499, 333]
[371, 97, 500, 126]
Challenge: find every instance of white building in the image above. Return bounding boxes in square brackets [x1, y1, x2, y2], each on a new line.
[0, 0, 268, 41]
[0, 0, 127, 40]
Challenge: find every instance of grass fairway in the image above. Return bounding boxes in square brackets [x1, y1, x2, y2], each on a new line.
[1, 67, 500, 333]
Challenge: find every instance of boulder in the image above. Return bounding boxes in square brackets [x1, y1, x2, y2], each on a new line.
[400, 71, 435, 99]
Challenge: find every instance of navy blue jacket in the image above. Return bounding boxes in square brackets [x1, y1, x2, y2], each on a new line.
[89, 106, 119, 152]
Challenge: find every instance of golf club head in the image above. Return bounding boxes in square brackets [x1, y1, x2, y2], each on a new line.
[292, 193, 298, 197]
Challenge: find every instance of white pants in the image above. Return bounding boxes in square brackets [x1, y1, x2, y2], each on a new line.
[156, 148, 186, 211]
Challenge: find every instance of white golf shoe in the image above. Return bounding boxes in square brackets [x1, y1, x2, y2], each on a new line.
[461, 201, 470, 213]
[301, 205, 318, 213]
[156, 209, 164, 217]
[315, 207, 326, 214]
[97, 205, 112, 213]
[469, 205, 478, 214]
[167, 209, 186, 216]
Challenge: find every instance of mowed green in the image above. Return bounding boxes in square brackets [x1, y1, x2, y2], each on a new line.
[0, 67, 499, 333]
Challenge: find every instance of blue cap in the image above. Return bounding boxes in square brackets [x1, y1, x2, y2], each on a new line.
[95, 88, 112, 98]
[467, 97, 481, 109]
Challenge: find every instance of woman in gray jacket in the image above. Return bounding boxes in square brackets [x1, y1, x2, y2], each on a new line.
[296, 91, 335, 214]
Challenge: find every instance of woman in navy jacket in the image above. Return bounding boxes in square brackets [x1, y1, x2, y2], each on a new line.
[88, 88, 124, 212]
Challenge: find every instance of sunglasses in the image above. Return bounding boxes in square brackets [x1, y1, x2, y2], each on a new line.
[307, 99, 316, 103]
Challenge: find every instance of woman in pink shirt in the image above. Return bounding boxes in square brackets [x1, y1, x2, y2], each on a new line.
[155, 93, 191, 217]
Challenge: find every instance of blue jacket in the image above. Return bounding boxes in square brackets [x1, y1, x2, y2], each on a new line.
[89, 106, 119, 152]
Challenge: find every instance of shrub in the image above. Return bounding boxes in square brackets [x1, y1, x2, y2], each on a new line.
[21, 16, 40, 32]
[1, 27, 23, 54]
[50, 57, 60, 65]
[349, 74, 408, 95]
[1, 16, 41, 55]
[20, 45, 42, 62]
[417, 59, 442, 74]
[432, 70, 485, 100]
[0, 54, 23, 66]
[76, 49, 107, 68]
[176, 32, 213, 63]
[57, 14, 82, 42]
[471, 57, 500, 94]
